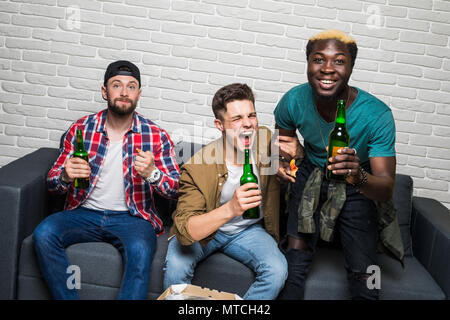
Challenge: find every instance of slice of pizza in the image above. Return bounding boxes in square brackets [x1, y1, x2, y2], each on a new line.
[289, 159, 298, 177]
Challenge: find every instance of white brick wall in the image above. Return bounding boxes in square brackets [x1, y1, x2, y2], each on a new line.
[0, 0, 449, 209]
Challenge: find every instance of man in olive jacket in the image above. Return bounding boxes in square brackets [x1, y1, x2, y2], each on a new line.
[164, 83, 287, 300]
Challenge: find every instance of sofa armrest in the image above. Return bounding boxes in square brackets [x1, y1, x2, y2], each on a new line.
[411, 196, 450, 299]
[0, 147, 59, 299]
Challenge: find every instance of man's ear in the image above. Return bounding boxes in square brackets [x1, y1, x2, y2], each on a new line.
[101, 85, 107, 101]
[214, 118, 224, 132]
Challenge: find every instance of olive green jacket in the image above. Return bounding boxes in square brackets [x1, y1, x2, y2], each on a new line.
[169, 126, 280, 246]
[297, 165, 405, 264]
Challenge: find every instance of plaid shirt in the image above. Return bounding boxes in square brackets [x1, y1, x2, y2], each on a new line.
[47, 109, 180, 235]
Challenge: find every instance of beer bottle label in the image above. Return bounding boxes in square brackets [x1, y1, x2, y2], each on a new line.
[331, 146, 343, 157]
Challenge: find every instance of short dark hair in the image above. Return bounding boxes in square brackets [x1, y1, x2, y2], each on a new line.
[212, 83, 255, 120]
[306, 39, 358, 67]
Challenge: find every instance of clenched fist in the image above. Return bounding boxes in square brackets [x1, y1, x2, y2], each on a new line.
[134, 148, 156, 179]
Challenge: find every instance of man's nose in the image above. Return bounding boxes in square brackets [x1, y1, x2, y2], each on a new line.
[242, 116, 252, 127]
[120, 86, 128, 96]
[321, 60, 334, 73]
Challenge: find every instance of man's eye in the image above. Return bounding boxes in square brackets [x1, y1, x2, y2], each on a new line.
[335, 59, 344, 64]
[313, 58, 324, 63]
[129, 85, 135, 90]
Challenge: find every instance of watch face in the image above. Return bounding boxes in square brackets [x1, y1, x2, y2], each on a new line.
[148, 169, 161, 183]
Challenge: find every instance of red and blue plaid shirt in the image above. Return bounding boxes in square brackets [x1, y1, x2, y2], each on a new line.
[47, 109, 180, 235]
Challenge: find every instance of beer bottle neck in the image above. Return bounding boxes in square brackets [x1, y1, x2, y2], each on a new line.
[335, 100, 346, 125]
[243, 148, 254, 174]
[244, 148, 250, 165]
[75, 129, 85, 152]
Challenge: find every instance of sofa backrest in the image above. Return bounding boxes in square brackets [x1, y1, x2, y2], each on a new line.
[156, 141, 204, 227]
[393, 174, 414, 256]
[168, 141, 415, 256]
[52, 138, 415, 253]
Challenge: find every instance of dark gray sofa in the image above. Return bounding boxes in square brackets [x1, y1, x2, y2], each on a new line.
[0, 142, 449, 300]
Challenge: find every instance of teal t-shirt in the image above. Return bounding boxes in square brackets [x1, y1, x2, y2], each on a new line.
[274, 83, 396, 170]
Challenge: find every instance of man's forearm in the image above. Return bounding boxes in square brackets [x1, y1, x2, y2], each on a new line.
[357, 173, 395, 202]
[357, 156, 396, 202]
[186, 203, 234, 242]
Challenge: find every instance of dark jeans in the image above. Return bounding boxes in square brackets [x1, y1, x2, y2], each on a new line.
[280, 158, 379, 300]
[33, 207, 157, 300]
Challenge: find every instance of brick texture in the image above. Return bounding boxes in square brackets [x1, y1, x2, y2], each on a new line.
[0, 0, 449, 208]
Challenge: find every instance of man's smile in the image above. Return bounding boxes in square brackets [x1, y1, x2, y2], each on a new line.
[317, 78, 338, 90]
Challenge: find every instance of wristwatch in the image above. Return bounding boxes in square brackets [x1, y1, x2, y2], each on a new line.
[146, 168, 161, 183]
[352, 166, 368, 191]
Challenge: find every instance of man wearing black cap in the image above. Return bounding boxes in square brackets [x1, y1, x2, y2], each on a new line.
[32, 60, 181, 299]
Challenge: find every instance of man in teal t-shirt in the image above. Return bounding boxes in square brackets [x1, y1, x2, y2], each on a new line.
[275, 83, 396, 171]
[274, 29, 398, 300]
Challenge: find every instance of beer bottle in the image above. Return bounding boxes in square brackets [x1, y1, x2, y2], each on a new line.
[73, 128, 90, 189]
[240, 146, 260, 219]
[326, 99, 350, 181]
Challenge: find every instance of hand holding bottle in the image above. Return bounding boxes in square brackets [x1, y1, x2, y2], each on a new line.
[326, 99, 350, 181]
[62, 157, 91, 184]
[327, 146, 362, 184]
[64, 128, 90, 188]
[226, 183, 262, 218]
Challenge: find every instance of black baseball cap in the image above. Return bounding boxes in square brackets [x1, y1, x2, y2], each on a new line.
[104, 60, 141, 88]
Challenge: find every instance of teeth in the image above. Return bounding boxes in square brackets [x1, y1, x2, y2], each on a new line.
[241, 131, 253, 137]
[321, 80, 334, 84]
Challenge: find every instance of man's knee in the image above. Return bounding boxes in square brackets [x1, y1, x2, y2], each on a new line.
[256, 254, 288, 288]
[33, 219, 58, 249]
[165, 253, 195, 276]
[273, 257, 289, 284]
[126, 238, 155, 262]
[163, 254, 196, 289]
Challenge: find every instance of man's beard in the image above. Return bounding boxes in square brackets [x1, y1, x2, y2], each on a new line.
[107, 96, 138, 116]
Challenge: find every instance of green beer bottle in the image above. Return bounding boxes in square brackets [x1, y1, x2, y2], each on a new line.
[73, 128, 90, 189]
[326, 99, 350, 181]
[240, 147, 260, 219]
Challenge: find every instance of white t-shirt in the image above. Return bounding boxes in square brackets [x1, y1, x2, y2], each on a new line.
[218, 155, 263, 235]
[83, 140, 128, 211]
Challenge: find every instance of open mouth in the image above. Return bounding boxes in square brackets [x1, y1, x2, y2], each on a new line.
[239, 131, 254, 148]
[318, 79, 337, 90]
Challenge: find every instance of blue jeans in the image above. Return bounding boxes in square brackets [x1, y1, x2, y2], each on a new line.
[280, 158, 379, 300]
[33, 207, 157, 300]
[163, 224, 288, 300]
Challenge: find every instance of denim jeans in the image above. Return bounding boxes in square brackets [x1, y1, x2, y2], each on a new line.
[33, 207, 157, 300]
[281, 158, 379, 300]
[163, 224, 288, 300]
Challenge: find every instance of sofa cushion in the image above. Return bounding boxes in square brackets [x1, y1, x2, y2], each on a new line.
[393, 174, 413, 256]
[304, 247, 445, 300]
[18, 232, 254, 300]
